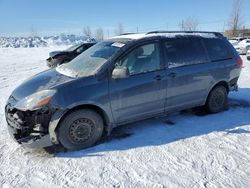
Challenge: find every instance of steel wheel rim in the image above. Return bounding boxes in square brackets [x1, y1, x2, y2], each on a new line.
[69, 118, 94, 143]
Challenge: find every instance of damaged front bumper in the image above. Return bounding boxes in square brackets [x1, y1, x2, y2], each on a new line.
[46, 58, 56, 68]
[5, 98, 64, 148]
[46, 57, 61, 68]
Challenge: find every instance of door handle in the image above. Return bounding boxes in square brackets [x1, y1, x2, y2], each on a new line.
[168, 72, 177, 78]
[154, 75, 164, 81]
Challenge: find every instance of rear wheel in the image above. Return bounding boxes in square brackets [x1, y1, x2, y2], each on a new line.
[205, 85, 228, 113]
[57, 109, 104, 151]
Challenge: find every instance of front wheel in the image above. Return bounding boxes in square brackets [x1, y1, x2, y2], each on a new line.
[57, 109, 104, 151]
[205, 85, 228, 113]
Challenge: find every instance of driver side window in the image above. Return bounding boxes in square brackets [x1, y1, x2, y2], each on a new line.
[116, 43, 161, 75]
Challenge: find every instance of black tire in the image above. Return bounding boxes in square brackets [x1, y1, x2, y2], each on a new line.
[205, 85, 228, 113]
[57, 109, 104, 151]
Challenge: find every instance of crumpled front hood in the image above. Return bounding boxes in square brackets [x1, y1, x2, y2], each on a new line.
[12, 69, 74, 101]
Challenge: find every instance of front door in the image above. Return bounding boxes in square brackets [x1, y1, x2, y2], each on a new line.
[109, 42, 166, 124]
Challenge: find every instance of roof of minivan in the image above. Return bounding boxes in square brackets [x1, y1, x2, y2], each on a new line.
[111, 31, 223, 41]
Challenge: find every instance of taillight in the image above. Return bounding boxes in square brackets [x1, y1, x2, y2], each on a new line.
[236, 57, 243, 67]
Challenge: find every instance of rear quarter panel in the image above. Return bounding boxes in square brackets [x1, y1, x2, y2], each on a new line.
[202, 38, 242, 101]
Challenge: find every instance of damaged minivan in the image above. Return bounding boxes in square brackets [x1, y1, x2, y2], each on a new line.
[5, 31, 242, 151]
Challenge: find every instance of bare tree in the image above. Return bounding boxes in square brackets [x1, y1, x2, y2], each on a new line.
[228, 0, 244, 37]
[106, 29, 110, 39]
[83, 26, 92, 38]
[179, 17, 199, 31]
[114, 23, 124, 35]
[95, 27, 104, 41]
[30, 25, 38, 37]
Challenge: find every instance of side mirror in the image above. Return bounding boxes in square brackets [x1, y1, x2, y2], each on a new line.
[112, 67, 129, 79]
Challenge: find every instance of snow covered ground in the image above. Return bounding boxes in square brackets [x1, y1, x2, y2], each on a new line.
[0, 48, 250, 188]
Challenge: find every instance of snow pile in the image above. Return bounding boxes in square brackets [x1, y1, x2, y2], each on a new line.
[0, 48, 249, 187]
[0, 35, 96, 48]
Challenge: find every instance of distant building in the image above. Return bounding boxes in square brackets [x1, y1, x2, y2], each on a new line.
[225, 29, 250, 38]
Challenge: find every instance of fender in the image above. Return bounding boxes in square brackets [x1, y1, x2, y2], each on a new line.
[202, 80, 230, 105]
[48, 101, 114, 144]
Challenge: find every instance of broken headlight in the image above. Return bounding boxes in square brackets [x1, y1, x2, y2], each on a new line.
[14, 90, 56, 111]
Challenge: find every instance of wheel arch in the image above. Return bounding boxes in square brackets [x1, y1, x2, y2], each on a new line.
[59, 104, 112, 133]
[49, 103, 113, 145]
[205, 80, 229, 103]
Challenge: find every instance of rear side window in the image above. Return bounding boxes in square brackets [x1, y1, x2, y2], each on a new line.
[164, 37, 208, 68]
[203, 38, 233, 62]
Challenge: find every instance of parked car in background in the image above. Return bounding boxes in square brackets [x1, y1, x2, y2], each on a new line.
[5, 31, 242, 151]
[46, 42, 96, 68]
[235, 39, 250, 55]
[229, 37, 247, 47]
[231, 37, 247, 41]
[247, 50, 250, 61]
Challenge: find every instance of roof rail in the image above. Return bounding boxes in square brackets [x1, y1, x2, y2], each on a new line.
[119, 32, 137, 36]
[146, 31, 224, 38]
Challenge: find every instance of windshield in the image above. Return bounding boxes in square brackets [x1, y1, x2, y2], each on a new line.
[65, 43, 83, 52]
[56, 41, 126, 77]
